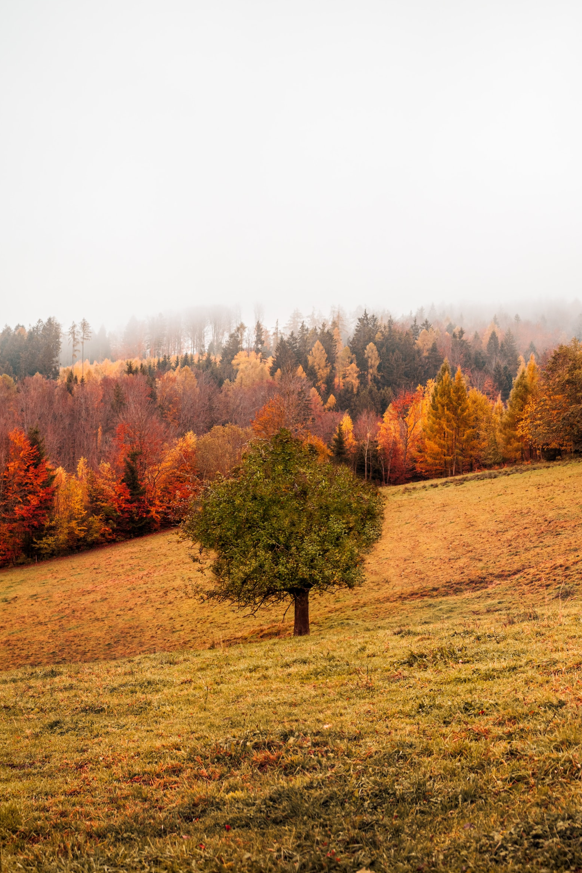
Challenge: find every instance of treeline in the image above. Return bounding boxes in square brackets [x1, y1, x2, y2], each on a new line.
[0, 318, 62, 380]
[66, 302, 582, 366]
[2, 303, 581, 389]
[1, 328, 581, 567]
[1, 305, 581, 568]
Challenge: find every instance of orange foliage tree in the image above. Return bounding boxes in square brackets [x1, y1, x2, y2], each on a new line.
[520, 341, 582, 455]
[252, 394, 330, 460]
[377, 389, 423, 483]
[252, 395, 288, 439]
[150, 432, 200, 525]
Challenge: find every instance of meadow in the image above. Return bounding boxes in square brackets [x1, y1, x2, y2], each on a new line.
[1, 460, 582, 871]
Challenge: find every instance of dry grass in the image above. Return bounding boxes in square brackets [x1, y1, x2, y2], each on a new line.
[1, 459, 582, 871]
[1, 460, 581, 670]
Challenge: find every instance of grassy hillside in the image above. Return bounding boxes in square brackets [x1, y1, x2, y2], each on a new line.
[2, 461, 580, 671]
[1, 460, 582, 872]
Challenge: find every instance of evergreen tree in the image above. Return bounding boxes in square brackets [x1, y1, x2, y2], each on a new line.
[27, 426, 50, 466]
[253, 320, 265, 354]
[68, 322, 80, 366]
[451, 328, 471, 370]
[79, 318, 92, 380]
[486, 331, 500, 368]
[422, 341, 444, 383]
[331, 422, 347, 463]
[220, 323, 246, 381]
[122, 450, 153, 536]
[19, 318, 62, 379]
[499, 329, 519, 373]
[493, 362, 513, 402]
[270, 336, 299, 376]
[111, 383, 125, 413]
[351, 311, 379, 371]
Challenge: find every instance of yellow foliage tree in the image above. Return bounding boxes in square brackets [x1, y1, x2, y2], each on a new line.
[502, 354, 539, 462]
[339, 412, 357, 465]
[232, 351, 271, 388]
[335, 346, 359, 393]
[465, 388, 497, 470]
[364, 342, 380, 385]
[308, 340, 331, 391]
[35, 463, 101, 556]
[416, 327, 438, 356]
[196, 425, 253, 480]
[418, 362, 474, 478]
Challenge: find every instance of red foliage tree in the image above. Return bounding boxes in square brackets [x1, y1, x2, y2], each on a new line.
[0, 429, 55, 565]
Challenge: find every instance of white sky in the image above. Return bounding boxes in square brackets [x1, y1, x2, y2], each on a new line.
[1, 0, 581, 329]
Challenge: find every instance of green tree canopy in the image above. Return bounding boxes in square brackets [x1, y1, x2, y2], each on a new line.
[182, 430, 384, 635]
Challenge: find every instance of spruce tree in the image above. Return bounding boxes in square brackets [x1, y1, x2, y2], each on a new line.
[122, 450, 152, 536]
[332, 422, 347, 463]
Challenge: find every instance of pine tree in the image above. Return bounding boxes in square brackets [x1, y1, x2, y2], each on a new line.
[331, 422, 347, 463]
[68, 322, 80, 366]
[423, 341, 444, 382]
[500, 329, 519, 373]
[270, 337, 299, 377]
[253, 320, 265, 353]
[79, 318, 92, 380]
[493, 362, 513, 401]
[111, 383, 125, 413]
[486, 331, 500, 368]
[122, 449, 153, 536]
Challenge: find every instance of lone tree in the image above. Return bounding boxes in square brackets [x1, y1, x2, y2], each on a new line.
[182, 430, 384, 635]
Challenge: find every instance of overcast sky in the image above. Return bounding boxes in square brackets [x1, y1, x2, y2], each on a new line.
[1, 0, 581, 330]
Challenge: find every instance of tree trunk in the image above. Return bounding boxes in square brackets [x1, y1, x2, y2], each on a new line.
[293, 590, 310, 636]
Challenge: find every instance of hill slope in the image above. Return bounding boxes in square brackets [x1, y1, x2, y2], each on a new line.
[1, 460, 582, 872]
[1, 461, 580, 671]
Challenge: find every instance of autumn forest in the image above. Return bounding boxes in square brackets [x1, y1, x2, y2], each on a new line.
[1, 304, 581, 568]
